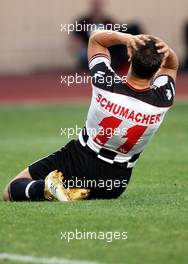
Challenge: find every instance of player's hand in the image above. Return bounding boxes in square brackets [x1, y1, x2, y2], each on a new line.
[126, 34, 150, 61]
[127, 34, 150, 50]
[155, 38, 170, 60]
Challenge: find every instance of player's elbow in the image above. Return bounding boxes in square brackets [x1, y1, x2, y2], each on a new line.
[89, 30, 106, 42]
[89, 31, 99, 43]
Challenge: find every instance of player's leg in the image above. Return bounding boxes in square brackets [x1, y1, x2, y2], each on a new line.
[64, 140, 133, 199]
[3, 168, 31, 201]
[86, 159, 133, 200]
[3, 140, 90, 202]
[2, 168, 45, 201]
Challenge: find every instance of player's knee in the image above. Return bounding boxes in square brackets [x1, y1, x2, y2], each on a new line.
[2, 168, 32, 201]
[2, 187, 10, 201]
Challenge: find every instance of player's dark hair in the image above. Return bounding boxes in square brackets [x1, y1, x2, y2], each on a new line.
[131, 37, 164, 79]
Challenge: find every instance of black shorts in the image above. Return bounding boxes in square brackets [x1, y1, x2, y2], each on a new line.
[28, 140, 133, 199]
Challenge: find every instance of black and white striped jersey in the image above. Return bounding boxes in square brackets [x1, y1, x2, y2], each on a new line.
[79, 53, 175, 167]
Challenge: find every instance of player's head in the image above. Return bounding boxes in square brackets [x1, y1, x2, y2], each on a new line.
[130, 37, 164, 79]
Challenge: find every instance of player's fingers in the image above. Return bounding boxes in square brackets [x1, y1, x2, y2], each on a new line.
[161, 51, 169, 67]
[135, 38, 146, 45]
[129, 39, 138, 50]
[135, 34, 152, 46]
[157, 47, 169, 53]
[134, 36, 147, 46]
[127, 46, 133, 56]
[155, 41, 166, 47]
[163, 50, 170, 59]
[154, 36, 164, 43]
[139, 34, 151, 41]
[156, 41, 169, 54]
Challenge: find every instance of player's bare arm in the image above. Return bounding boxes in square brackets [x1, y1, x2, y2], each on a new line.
[88, 30, 151, 59]
[154, 38, 179, 81]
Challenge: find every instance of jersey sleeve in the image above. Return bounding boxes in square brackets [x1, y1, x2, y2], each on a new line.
[152, 75, 176, 106]
[89, 53, 120, 91]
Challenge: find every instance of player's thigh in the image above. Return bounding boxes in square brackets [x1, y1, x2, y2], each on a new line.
[2, 168, 32, 201]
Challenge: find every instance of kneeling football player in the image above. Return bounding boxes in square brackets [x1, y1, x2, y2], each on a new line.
[3, 31, 178, 202]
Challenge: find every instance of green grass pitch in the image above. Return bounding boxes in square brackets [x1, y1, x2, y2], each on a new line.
[0, 102, 188, 264]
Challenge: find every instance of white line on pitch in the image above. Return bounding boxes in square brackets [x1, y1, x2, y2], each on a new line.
[0, 253, 103, 264]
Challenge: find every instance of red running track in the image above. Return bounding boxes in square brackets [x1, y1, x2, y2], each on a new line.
[0, 72, 187, 103]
